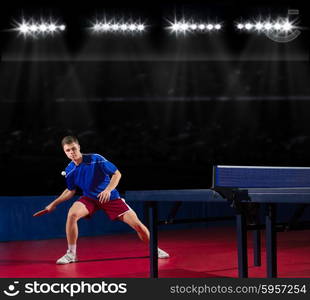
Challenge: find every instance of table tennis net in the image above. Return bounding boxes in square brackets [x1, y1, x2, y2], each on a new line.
[213, 165, 310, 188]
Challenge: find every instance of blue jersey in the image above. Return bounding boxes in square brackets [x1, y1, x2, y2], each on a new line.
[65, 153, 120, 200]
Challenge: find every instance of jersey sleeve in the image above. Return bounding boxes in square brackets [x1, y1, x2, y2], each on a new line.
[97, 155, 118, 175]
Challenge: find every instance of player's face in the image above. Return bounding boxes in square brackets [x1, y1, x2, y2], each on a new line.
[63, 142, 82, 161]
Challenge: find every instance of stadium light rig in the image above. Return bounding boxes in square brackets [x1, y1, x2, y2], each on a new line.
[167, 18, 222, 35]
[236, 18, 293, 33]
[14, 18, 66, 37]
[235, 17, 300, 42]
[90, 20, 146, 34]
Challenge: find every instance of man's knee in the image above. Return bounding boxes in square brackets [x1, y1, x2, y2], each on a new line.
[67, 212, 77, 222]
[122, 211, 144, 229]
[67, 202, 89, 222]
[67, 210, 82, 222]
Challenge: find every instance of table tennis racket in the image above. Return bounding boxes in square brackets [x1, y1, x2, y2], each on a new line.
[33, 208, 49, 217]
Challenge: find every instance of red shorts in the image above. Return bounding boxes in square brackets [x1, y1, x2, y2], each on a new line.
[77, 196, 131, 220]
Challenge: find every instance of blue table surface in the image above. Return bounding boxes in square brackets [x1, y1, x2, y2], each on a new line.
[125, 188, 310, 203]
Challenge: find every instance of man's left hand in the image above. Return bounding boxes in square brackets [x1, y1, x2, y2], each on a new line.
[98, 189, 111, 203]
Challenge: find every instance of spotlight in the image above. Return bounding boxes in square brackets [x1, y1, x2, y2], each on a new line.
[102, 23, 110, 31]
[273, 22, 282, 30]
[120, 24, 128, 31]
[39, 24, 47, 32]
[245, 23, 253, 30]
[48, 24, 57, 32]
[19, 23, 29, 33]
[129, 24, 137, 31]
[111, 24, 120, 31]
[93, 23, 101, 32]
[137, 24, 145, 31]
[180, 23, 189, 31]
[30, 24, 38, 32]
[264, 22, 273, 31]
[255, 22, 264, 31]
[214, 24, 222, 30]
[237, 23, 244, 29]
[282, 21, 292, 31]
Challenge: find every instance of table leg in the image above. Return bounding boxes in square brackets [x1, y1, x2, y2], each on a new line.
[266, 203, 277, 278]
[253, 230, 261, 266]
[148, 201, 158, 278]
[236, 213, 248, 278]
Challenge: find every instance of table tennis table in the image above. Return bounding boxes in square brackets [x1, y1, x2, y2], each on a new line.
[125, 165, 310, 278]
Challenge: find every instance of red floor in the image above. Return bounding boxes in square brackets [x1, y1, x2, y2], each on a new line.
[1, 227, 310, 278]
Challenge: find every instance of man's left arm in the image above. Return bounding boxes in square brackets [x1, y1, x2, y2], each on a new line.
[98, 170, 122, 203]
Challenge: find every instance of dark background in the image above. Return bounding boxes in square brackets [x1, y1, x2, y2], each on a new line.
[1, 0, 310, 196]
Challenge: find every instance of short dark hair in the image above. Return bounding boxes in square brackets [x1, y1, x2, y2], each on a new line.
[61, 136, 79, 147]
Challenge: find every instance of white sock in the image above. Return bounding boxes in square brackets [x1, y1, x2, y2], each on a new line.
[68, 244, 76, 255]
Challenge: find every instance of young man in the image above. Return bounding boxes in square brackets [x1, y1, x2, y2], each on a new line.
[46, 136, 169, 264]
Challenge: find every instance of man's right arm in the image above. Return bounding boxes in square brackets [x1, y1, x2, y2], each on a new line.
[45, 189, 76, 211]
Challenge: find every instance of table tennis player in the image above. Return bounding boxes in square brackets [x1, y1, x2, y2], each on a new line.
[45, 135, 169, 264]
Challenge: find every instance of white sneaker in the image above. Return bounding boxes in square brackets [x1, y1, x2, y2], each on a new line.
[158, 248, 170, 259]
[56, 251, 77, 264]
